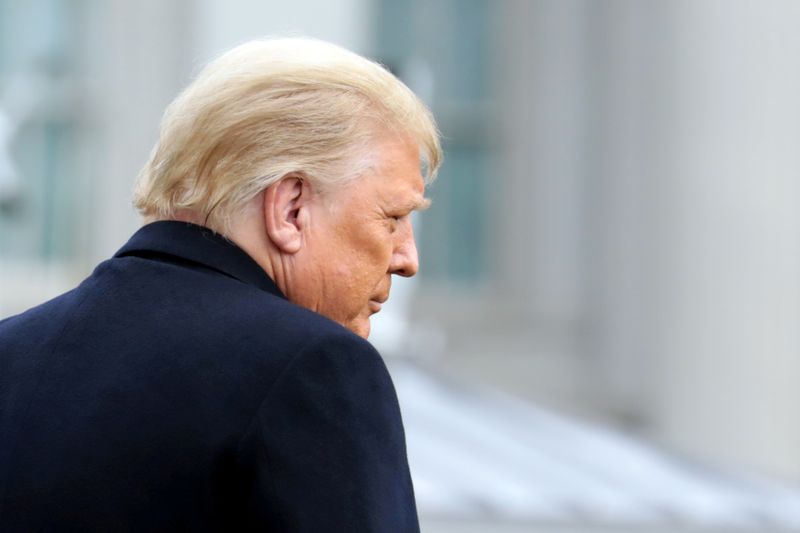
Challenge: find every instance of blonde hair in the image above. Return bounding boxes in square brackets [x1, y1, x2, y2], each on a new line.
[133, 37, 442, 232]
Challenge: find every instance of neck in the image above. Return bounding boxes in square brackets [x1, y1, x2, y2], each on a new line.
[224, 209, 293, 298]
[163, 203, 294, 299]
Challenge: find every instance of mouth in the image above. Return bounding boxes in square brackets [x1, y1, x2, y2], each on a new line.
[369, 296, 388, 314]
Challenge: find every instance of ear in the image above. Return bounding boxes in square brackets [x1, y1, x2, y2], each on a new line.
[263, 175, 310, 254]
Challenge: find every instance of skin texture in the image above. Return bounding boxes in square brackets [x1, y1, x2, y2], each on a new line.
[230, 134, 429, 338]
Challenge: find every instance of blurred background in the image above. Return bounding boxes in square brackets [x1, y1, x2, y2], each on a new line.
[2, 0, 800, 531]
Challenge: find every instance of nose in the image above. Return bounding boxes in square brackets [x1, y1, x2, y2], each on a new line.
[389, 226, 419, 278]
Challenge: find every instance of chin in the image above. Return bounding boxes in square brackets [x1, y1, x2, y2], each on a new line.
[349, 318, 371, 339]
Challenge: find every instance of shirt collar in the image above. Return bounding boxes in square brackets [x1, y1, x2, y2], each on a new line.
[113, 220, 285, 299]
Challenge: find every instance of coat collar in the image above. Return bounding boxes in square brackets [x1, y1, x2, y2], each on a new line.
[114, 221, 285, 299]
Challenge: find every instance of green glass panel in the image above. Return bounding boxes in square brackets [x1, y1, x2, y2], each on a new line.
[0, 0, 81, 262]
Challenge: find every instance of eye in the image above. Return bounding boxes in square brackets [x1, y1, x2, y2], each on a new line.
[385, 213, 404, 233]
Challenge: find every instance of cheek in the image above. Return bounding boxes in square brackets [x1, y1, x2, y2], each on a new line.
[350, 231, 394, 277]
[346, 252, 385, 288]
[325, 253, 369, 292]
[328, 225, 394, 297]
[337, 253, 390, 308]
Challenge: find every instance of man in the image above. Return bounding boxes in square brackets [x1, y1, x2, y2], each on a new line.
[0, 38, 441, 531]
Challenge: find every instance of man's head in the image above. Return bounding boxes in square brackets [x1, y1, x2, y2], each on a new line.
[133, 38, 441, 338]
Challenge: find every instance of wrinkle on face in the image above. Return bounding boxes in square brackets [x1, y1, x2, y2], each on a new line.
[282, 135, 425, 338]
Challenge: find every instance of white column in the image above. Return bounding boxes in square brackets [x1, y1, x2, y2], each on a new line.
[493, 0, 586, 326]
[586, 0, 800, 478]
[82, 0, 194, 264]
[645, 0, 800, 478]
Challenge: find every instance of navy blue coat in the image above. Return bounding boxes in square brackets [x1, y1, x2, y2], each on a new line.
[0, 221, 419, 532]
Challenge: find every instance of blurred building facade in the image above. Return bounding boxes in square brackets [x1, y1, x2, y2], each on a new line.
[2, 0, 800, 526]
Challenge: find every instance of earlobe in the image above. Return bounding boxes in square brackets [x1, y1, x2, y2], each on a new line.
[263, 176, 307, 254]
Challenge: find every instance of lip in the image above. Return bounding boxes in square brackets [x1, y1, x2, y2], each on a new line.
[369, 294, 388, 313]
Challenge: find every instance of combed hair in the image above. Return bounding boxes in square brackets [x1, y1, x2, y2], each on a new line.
[133, 37, 442, 233]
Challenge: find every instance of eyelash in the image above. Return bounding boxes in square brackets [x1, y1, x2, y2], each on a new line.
[387, 214, 404, 231]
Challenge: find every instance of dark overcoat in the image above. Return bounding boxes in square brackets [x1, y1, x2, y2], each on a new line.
[0, 221, 419, 532]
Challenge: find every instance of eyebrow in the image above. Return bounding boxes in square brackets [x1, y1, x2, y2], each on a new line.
[392, 196, 432, 214]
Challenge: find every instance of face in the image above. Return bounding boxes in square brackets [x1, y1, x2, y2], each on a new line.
[292, 136, 428, 338]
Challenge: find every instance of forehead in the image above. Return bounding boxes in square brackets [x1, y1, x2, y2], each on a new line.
[369, 136, 427, 204]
